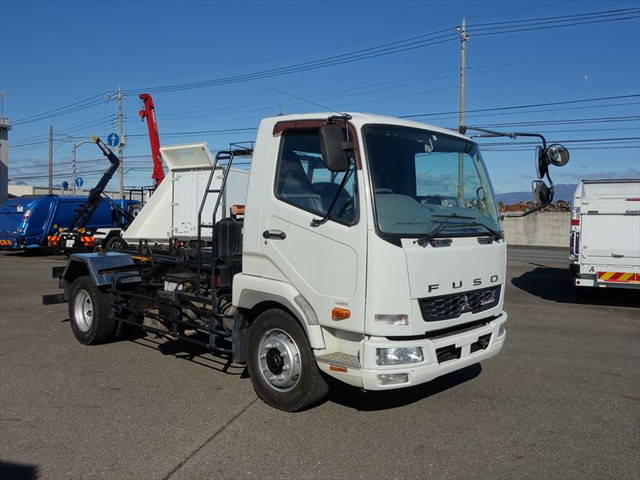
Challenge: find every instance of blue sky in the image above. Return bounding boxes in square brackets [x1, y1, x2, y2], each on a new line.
[1, 0, 639, 193]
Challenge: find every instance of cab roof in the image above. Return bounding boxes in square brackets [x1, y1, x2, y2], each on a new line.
[261, 112, 471, 142]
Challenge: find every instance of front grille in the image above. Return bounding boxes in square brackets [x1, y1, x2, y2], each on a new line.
[418, 286, 501, 321]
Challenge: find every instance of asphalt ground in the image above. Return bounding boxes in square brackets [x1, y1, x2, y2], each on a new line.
[0, 247, 638, 480]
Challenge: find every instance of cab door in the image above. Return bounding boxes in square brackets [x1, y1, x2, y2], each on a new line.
[258, 127, 367, 333]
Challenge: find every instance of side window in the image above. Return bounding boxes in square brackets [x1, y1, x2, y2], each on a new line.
[275, 129, 357, 224]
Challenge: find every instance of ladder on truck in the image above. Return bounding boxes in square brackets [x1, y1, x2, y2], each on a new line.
[195, 148, 251, 300]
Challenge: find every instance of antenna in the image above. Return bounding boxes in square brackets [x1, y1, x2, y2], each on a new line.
[269, 87, 343, 115]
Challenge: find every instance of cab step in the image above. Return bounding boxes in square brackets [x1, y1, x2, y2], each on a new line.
[315, 352, 361, 369]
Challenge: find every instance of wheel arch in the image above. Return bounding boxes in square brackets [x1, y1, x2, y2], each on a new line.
[61, 253, 140, 289]
[233, 275, 325, 350]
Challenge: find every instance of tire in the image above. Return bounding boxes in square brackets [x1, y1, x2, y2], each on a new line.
[247, 308, 328, 412]
[68, 276, 117, 345]
[129, 205, 142, 217]
[104, 235, 127, 251]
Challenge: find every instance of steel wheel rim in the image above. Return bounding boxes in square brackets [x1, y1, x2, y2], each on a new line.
[257, 328, 302, 392]
[73, 289, 93, 333]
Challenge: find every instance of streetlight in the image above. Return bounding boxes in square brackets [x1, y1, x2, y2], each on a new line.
[71, 139, 94, 195]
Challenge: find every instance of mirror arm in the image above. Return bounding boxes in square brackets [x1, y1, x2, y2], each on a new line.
[460, 125, 547, 149]
[502, 204, 544, 218]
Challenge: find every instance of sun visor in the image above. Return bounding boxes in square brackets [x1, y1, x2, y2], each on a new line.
[160, 143, 215, 170]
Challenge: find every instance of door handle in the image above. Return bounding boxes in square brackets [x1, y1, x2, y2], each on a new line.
[611, 252, 625, 258]
[263, 229, 286, 240]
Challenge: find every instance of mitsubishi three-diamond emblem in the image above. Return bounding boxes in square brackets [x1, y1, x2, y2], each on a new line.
[460, 295, 472, 313]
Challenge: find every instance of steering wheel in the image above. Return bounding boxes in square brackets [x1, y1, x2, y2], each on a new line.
[375, 188, 394, 194]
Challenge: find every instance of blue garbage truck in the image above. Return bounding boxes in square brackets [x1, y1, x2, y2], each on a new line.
[0, 194, 138, 252]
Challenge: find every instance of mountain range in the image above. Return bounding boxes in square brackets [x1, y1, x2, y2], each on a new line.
[495, 183, 576, 204]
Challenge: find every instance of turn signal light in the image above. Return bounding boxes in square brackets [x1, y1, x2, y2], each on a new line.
[331, 307, 351, 321]
[231, 204, 245, 216]
[80, 236, 95, 247]
[570, 207, 580, 226]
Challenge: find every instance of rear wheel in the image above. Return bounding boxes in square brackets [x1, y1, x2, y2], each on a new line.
[104, 235, 127, 251]
[69, 276, 117, 345]
[247, 308, 328, 411]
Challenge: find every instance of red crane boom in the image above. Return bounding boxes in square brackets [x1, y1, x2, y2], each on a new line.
[138, 93, 165, 186]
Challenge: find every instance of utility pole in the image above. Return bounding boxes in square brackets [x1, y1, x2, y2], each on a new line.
[48, 125, 53, 195]
[457, 18, 468, 204]
[116, 86, 125, 198]
[107, 87, 126, 197]
[458, 18, 468, 129]
[71, 139, 93, 195]
[0, 116, 10, 205]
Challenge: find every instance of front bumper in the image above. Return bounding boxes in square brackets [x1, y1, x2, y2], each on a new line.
[320, 313, 507, 390]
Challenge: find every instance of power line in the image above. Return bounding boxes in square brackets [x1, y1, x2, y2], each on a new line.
[126, 127, 258, 138]
[471, 14, 640, 39]
[125, 8, 639, 95]
[401, 94, 640, 118]
[125, 32, 458, 95]
[466, 8, 640, 38]
[466, 7, 639, 28]
[12, 94, 108, 126]
[477, 136, 640, 146]
[477, 115, 640, 128]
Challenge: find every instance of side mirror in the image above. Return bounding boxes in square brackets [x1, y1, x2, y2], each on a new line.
[532, 180, 553, 205]
[546, 143, 570, 166]
[535, 146, 548, 179]
[319, 123, 351, 172]
[537, 144, 570, 178]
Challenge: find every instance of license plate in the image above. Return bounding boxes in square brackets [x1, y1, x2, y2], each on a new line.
[66, 239, 75, 247]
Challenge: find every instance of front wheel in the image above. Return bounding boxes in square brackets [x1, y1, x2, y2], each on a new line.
[247, 309, 328, 411]
[69, 276, 117, 345]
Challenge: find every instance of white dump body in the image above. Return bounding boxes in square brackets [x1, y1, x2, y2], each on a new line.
[123, 143, 249, 243]
[571, 179, 640, 289]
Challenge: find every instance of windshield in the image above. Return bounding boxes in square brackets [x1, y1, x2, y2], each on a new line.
[363, 124, 501, 237]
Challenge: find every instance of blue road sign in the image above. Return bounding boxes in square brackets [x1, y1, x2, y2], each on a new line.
[62, 181, 69, 190]
[106, 133, 120, 147]
[75, 177, 84, 188]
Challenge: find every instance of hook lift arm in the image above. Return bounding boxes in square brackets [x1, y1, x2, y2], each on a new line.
[69, 137, 130, 230]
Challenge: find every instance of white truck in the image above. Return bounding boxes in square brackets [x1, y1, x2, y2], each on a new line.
[570, 179, 640, 291]
[43, 112, 569, 411]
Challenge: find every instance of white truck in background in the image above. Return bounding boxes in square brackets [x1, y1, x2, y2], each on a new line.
[43, 112, 569, 411]
[570, 179, 640, 291]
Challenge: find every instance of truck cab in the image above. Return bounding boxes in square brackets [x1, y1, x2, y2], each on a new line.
[234, 113, 506, 392]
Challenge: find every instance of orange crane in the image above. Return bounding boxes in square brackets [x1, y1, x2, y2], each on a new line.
[138, 93, 165, 186]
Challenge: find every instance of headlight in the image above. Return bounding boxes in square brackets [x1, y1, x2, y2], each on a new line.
[374, 314, 409, 326]
[376, 347, 423, 365]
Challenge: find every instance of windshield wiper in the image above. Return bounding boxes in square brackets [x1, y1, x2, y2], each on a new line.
[461, 220, 503, 241]
[414, 213, 475, 247]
